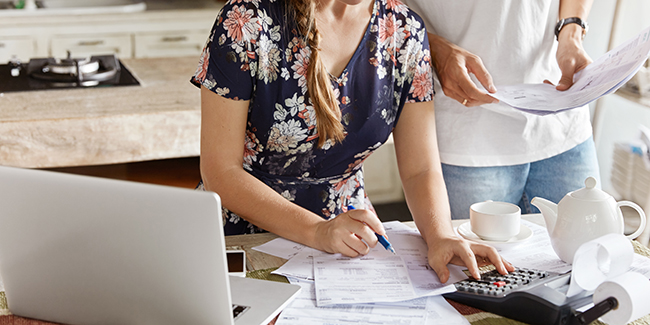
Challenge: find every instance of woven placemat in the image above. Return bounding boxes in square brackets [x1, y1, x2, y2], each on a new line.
[246, 267, 289, 283]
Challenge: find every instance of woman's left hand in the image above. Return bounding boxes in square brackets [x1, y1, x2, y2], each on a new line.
[426, 235, 515, 283]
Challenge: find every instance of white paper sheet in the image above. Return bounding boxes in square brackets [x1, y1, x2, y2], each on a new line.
[276, 278, 470, 325]
[386, 230, 465, 296]
[272, 223, 459, 303]
[567, 233, 634, 296]
[251, 237, 308, 260]
[272, 248, 318, 281]
[313, 249, 417, 306]
[490, 25, 650, 115]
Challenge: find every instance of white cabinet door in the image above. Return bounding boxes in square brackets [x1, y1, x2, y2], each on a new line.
[50, 33, 133, 58]
[134, 30, 209, 58]
[0, 37, 36, 64]
[364, 137, 404, 204]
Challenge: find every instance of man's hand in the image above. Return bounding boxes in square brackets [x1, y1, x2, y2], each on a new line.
[553, 24, 593, 90]
[427, 235, 514, 283]
[428, 33, 499, 107]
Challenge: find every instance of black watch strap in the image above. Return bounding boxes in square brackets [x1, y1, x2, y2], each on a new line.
[555, 17, 589, 40]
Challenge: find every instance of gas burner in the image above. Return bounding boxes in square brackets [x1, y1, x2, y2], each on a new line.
[0, 54, 139, 93]
[28, 53, 119, 84]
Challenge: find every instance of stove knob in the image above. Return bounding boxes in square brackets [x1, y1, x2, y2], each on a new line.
[9, 56, 21, 77]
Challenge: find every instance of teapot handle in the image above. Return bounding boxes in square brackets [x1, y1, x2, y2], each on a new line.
[617, 201, 647, 239]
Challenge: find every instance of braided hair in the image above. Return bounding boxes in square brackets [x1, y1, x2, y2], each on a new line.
[288, 0, 346, 148]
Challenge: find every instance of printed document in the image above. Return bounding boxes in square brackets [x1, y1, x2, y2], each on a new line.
[270, 222, 461, 305]
[313, 251, 416, 306]
[491, 26, 650, 115]
[276, 278, 469, 325]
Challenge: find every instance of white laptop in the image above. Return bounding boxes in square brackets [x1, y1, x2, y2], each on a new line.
[0, 165, 300, 325]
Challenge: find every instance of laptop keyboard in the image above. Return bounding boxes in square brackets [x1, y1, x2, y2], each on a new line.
[232, 304, 250, 320]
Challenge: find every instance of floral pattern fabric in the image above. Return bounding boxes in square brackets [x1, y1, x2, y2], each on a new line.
[192, 0, 433, 235]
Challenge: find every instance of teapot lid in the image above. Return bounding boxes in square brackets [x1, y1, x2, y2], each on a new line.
[569, 177, 610, 200]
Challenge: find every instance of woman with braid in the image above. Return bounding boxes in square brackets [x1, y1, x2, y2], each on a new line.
[191, 0, 514, 282]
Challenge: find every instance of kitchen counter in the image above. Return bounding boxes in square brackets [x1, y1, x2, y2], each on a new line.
[0, 56, 201, 168]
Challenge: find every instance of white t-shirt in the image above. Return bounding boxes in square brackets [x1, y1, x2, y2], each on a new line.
[404, 0, 592, 167]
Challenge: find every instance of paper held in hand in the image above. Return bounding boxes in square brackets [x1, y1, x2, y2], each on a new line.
[490, 25, 650, 115]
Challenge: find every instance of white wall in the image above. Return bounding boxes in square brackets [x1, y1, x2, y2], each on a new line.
[586, 0, 650, 195]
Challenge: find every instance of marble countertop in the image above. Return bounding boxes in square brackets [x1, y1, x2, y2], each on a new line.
[0, 56, 202, 168]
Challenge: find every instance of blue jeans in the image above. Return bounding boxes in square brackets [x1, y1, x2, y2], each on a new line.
[441, 137, 600, 219]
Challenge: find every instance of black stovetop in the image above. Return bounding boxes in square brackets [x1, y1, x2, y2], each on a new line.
[0, 56, 140, 93]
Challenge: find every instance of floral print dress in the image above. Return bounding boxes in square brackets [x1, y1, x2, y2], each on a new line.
[192, 0, 434, 235]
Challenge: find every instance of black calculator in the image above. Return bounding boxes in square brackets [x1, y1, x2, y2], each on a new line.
[443, 266, 605, 325]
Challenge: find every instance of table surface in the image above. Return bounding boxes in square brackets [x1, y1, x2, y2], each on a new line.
[225, 215, 650, 325]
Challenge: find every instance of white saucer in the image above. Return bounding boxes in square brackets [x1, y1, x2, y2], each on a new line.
[456, 222, 533, 249]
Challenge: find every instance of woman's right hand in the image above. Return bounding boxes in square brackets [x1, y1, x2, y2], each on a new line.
[314, 208, 385, 257]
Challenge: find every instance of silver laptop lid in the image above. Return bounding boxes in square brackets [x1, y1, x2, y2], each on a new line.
[0, 166, 235, 325]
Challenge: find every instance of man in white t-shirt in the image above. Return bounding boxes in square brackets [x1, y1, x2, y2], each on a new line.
[403, 0, 600, 219]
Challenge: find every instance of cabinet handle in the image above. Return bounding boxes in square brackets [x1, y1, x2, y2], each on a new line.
[77, 40, 105, 46]
[161, 36, 188, 42]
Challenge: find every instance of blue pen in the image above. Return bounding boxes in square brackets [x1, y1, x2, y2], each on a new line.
[347, 205, 396, 254]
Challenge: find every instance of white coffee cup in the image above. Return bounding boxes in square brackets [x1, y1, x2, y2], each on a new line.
[469, 201, 521, 242]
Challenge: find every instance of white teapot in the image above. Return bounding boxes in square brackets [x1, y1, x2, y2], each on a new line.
[531, 177, 647, 263]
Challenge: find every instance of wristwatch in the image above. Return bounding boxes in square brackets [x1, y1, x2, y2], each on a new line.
[555, 17, 589, 40]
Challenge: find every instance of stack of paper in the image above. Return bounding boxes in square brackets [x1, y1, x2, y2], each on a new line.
[492, 26, 650, 115]
[253, 220, 650, 324]
[254, 222, 468, 325]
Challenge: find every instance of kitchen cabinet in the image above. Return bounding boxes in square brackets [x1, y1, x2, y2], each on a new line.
[0, 3, 222, 63]
[0, 36, 36, 63]
[134, 30, 209, 58]
[364, 137, 404, 204]
[50, 33, 133, 58]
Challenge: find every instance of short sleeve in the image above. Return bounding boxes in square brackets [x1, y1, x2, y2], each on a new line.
[400, 10, 435, 103]
[191, 1, 261, 101]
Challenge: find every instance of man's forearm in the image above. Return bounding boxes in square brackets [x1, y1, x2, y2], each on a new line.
[559, 0, 593, 19]
[557, 0, 593, 44]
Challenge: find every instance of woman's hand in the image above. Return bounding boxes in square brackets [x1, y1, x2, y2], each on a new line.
[427, 235, 515, 283]
[428, 33, 499, 107]
[314, 208, 384, 257]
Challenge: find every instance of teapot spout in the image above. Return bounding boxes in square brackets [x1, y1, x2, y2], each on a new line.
[531, 197, 558, 234]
